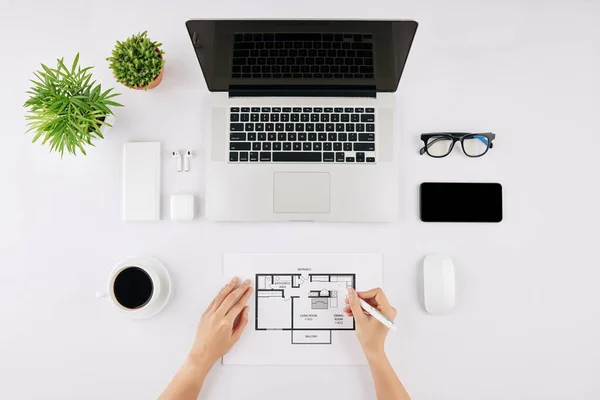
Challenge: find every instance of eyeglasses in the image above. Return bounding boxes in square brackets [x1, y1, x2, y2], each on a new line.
[420, 132, 495, 158]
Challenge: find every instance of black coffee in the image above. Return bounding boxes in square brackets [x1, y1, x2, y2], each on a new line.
[113, 267, 154, 309]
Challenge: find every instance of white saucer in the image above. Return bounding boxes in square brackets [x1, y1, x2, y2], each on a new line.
[101, 256, 172, 319]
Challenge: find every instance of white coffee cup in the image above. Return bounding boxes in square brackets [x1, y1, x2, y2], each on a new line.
[96, 256, 172, 319]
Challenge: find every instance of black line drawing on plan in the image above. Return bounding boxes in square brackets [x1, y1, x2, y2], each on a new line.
[254, 273, 356, 344]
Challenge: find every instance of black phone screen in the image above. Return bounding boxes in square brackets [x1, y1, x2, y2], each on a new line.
[420, 182, 503, 223]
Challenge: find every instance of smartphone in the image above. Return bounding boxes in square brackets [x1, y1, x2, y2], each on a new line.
[420, 182, 503, 223]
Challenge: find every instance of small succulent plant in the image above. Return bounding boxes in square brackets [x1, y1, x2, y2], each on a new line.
[107, 31, 165, 89]
[24, 53, 123, 157]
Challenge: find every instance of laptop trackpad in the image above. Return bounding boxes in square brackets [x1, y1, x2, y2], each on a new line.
[273, 172, 330, 214]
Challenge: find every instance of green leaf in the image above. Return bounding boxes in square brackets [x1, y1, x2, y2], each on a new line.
[71, 53, 80, 74]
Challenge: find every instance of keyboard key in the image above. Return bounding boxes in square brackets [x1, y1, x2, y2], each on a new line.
[306, 123, 315, 131]
[320, 114, 329, 122]
[250, 152, 258, 162]
[258, 133, 266, 141]
[291, 114, 300, 122]
[255, 123, 264, 131]
[268, 132, 277, 141]
[281, 114, 290, 122]
[318, 133, 327, 141]
[366, 157, 375, 163]
[338, 132, 347, 141]
[239, 152, 249, 162]
[344, 143, 352, 151]
[288, 133, 297, 141]
[253, 142, 261, 150]
[324, 107, 333, 112]
[245, 123, 254, 131]
[335, 124, 345, 132]
[286, 123, 295, 131]
[356, 124, 365, 132]
[272, 107, 281, 112]
[336, 152, 345, 162]
[270, 114, 279, 122]
[283, 107, 291, 112]
[230, 133, 246, 141]
[273, 142, 282, 151]
[263, 142, 272, 150]
[303, 107, 312, 112]
[299, 132, 307, 141]
[301, 114, 310, 122]
[293, 143, 301, 151]
[356, 152, 365, 162]
[366, 108, 375, 113]
[311, 114, 319, 122]
[341, 114, 350, 122]
[313, 142, 322, 151]
[283, 142, 292, 150]
[359, 133, 375, 141]
[308, 132, 317, 141]
[326, 123, 334, 132]
[366, 124, 375, 132]
[316, 123, 324, 131]
[230, 123, 244, 131]
[303, 142, 311, 151]
[351, 114, 359, 122]
[248, 132, 257, 141]
[354, 143, 375, 151]
[346, 157, 355, 162]
[334, 142, 342, 151]
[276, 123, 284, 131]
[272, 152, 322, 162]
[344, 108, 353, 113]
[349, 133, 357, 141]
[355, 108, 364, 113]
[266, 123, 275, 131]
[334, 107, 343, 112]
[230, 152, 238, 162]
[346, 123, 355, 131]
[278, 132, 286, 141]
[328, 133, 337, 141]
[314, 107, 323, 112]
[361, 114, 375, 122]
[260, 152, 271, 162]
[241, 114, 249, 122]
[293, 107, 302, 112]
[295, 123, 305, 131]
[251, 114, 259, 122]
[323, 152, 335, 162]
[261, 107, 271, 112]
[331, 114, 340, 122]
[230, 142, 251, 151]
[324, 143, 332, 151]
[251, 107, 260, 112]
[231, 114, 240, 122]
[231, 107, 240, 112]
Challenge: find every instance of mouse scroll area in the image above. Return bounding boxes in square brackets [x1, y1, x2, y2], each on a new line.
[423, 254, 455, 315]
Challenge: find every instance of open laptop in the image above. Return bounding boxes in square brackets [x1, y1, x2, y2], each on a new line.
[185, 19, 418, 222]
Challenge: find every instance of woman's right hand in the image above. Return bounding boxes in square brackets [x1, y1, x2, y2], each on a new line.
[344, 287, 397, 359]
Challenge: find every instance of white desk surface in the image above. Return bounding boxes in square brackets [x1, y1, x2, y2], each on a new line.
[1, 1, 599, 399]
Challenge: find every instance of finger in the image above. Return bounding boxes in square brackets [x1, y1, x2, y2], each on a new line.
[344, 306, 353, 316]
[207, 277, 239, 313]
[217, 279, 252, 316]
[226, 287, 253, 319]
[347, 288, 366, 322]
[358, 287, 390, 308]
[232, 307, 249, 342]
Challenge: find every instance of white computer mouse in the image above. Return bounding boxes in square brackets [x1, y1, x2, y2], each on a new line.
[423, 254, 455, 315]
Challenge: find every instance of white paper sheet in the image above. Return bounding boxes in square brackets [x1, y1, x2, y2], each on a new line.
[223, 253, 383, 366]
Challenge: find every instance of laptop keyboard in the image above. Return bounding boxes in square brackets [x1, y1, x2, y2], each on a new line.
[229, 107, 375, 163]
[232, 33, 374, 79]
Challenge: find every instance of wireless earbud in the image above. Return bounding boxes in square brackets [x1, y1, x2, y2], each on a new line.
[184, 150, 194, 172]
[172, 151, 182, 172]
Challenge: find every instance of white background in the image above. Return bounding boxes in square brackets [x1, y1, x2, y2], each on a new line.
[1, 0, 599, 399]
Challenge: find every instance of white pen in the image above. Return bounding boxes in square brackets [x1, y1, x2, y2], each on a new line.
[357, 297, 398, 332]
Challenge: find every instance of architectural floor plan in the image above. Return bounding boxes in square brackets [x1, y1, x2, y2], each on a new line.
[255, 273, 355, 344]
[223, 253, 382, 365]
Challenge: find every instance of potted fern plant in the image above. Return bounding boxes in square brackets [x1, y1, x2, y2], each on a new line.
[24, 53, 123, 157]
[107, 31, 166, 90]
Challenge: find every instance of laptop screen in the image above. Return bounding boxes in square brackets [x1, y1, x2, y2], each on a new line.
[185, 20, 418, 93]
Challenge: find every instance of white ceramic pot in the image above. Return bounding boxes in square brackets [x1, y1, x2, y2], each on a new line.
[96, 256, 172, 319]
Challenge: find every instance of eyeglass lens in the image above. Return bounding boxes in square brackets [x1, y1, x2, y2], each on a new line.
[462, 135, 489, 157]
[425, 136, 454, 157]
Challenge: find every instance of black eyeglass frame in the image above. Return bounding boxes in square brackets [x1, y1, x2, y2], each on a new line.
[419, 132, 496, 158]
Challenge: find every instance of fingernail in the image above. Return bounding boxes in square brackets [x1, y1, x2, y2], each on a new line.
[243, 279, 251, 286]
[231, 277, 239, 283]
[348, 288, 355, 297]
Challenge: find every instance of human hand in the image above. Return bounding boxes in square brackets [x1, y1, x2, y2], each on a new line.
[344, 287, 397, 359]
[188, 277, 253, 370]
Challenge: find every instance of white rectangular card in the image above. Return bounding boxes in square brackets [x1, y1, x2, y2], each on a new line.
[223, 253, 383, 366]
[122, 142, 161, 221]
